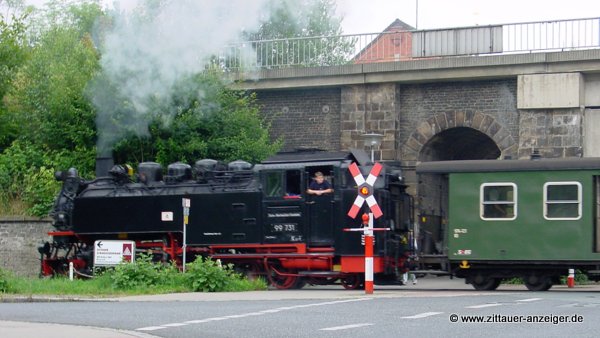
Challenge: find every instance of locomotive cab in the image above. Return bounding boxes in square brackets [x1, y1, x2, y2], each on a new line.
[257, 161, 338, 247]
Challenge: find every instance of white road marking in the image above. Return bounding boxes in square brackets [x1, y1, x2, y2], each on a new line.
[466, 303, 502, 309]
[320, 323, 374, 331]
[137, 326, 168, 331]
[162, 323, 187, 327]
[136, 297, 373, 331]
[515, 298, 542, 302]
[401, 312, 444, 319]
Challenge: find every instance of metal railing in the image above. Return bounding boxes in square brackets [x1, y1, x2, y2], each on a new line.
[504, 17, 600, 53]
[216, 17, 600, 71]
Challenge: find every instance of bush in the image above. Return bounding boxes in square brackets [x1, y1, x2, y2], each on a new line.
[185, 256, 235, 292]
[0, 268, 13, 293]
[22, 166, 61, 217]
[110, 254, 178, 289]
[0, 140, 95, 217]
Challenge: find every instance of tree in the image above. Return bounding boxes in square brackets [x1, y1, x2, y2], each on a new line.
[110, 73, 282, 166]
[242, 0, 355, 67]
[6, 28, 100, 153]
[250, 0, 343, 40]
[0, 1, 102, 216]
[0, 4, 29, 149]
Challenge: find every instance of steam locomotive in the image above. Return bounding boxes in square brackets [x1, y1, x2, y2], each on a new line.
[43, 148, 600, 291]
[42, 149, 415, 289]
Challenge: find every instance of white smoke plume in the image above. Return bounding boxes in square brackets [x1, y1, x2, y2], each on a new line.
[91, 0, 268, 156]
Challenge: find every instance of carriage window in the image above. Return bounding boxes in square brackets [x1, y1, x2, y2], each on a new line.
[544, 182, 582, 220]
[481, 183, 517, 220]
[265, 172, 283, 197]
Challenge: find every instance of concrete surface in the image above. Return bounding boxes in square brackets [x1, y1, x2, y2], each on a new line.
[1, 277, 599, 338]
[0, 320, 157, 338]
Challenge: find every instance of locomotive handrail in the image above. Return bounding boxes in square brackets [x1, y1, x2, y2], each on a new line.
[211, 252, 334, 259]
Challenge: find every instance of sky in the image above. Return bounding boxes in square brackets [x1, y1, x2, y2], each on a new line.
[337, 0, 600, 34]
[20, 0, 600, 34]
[20, 0, 600, 35]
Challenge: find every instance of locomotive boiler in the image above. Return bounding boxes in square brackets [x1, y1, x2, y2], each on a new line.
[42, 149, 415, 289]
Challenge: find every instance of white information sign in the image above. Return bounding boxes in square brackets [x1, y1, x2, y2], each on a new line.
[93, 240, 136, 266]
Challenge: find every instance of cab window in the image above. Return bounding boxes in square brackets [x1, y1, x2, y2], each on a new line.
[480, 183, 517, 220]
[264, 172, 283, 197]
[264, 170, 303, 199]
[306, 166, 334, 191]
[544, 182, 582, 220]
[285, 170, 302, 198]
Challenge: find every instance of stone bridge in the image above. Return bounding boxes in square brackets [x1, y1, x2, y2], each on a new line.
[230, 49, 600, 192]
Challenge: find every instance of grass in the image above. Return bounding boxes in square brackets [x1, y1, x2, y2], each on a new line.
[0, 197, 27, 216]
[0, 257, 268, 297]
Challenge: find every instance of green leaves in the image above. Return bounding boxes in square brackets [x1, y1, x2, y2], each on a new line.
[244, 0, 353, 67]
[0, 267, 13, 293]
[1, 2, 285, 217]
[8, 27, 99, 151]
[108, 254, 266, 293]
[0, 10, 30, 148]
[185, 256, 236, 292]
[110, 254, 178, 289]
[113, 74, 281, 165]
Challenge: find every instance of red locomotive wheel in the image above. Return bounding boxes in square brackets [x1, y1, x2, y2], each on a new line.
[341, 274, 364, 290]
[266, 263, 301, 290]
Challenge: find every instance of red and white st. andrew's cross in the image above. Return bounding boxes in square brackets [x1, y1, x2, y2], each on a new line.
[347, 162, 383, 219]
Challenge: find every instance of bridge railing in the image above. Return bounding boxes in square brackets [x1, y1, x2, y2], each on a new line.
[216, 17, 600, 71]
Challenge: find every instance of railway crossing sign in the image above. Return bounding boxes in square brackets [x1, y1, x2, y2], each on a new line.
[345, 162, 388, 294]
[347, 162, 383, 219]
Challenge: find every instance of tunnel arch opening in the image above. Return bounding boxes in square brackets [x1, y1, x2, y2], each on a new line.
[419, 127, 501, 162]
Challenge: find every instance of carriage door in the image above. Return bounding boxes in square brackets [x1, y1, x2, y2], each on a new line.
[261, 170, 306, 244]
[306, 166, 335, 246]
[595, 176, 600, 252]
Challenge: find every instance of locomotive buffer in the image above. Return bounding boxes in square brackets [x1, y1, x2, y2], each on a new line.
[344, 162, 389, 294]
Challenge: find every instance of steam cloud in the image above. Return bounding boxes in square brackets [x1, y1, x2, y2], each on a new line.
[91, 0, 268, 156]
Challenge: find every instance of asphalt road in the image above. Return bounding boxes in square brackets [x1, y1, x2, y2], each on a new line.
[1, 276, 599, 337]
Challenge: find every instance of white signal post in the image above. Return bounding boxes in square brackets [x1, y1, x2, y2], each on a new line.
[567, 268, 575, 288]
[182, 198, 191, 273]
[345, 162, 389, 294]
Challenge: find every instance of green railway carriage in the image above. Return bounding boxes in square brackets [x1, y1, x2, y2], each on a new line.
[416, 157, 600, 291]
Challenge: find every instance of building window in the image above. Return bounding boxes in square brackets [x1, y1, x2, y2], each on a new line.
[544, 182, 582, 220]
[480, 183, 517, 220]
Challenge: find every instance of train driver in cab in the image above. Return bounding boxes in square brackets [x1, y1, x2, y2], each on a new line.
[307, 171, 333, 196]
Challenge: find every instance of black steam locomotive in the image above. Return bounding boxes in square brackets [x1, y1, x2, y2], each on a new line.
[42, 149, 415, 289]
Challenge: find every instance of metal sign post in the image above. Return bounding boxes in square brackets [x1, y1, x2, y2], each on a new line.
[182, 198, 190, 273]
[344, 213, 389, 294]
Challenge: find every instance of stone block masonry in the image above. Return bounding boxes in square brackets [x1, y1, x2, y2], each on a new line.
[257, 88, 341, 152]
[340, 83, 397, 161]
[397, 79, 519, 162]
[0, 218, 52, 277]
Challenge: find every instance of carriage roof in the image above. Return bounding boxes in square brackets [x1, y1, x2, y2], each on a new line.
[416, 157, 600, 174]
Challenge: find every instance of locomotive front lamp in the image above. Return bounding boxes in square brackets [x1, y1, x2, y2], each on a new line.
[361, 133, 383, 163]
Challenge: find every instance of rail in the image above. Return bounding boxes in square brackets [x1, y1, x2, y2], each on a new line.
[216, 17, 600, 70]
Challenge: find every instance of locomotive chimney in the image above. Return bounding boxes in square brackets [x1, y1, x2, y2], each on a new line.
[95, 157, 114, 177]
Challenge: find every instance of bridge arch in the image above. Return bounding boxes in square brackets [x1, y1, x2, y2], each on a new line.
[401, 112, 518, 162]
